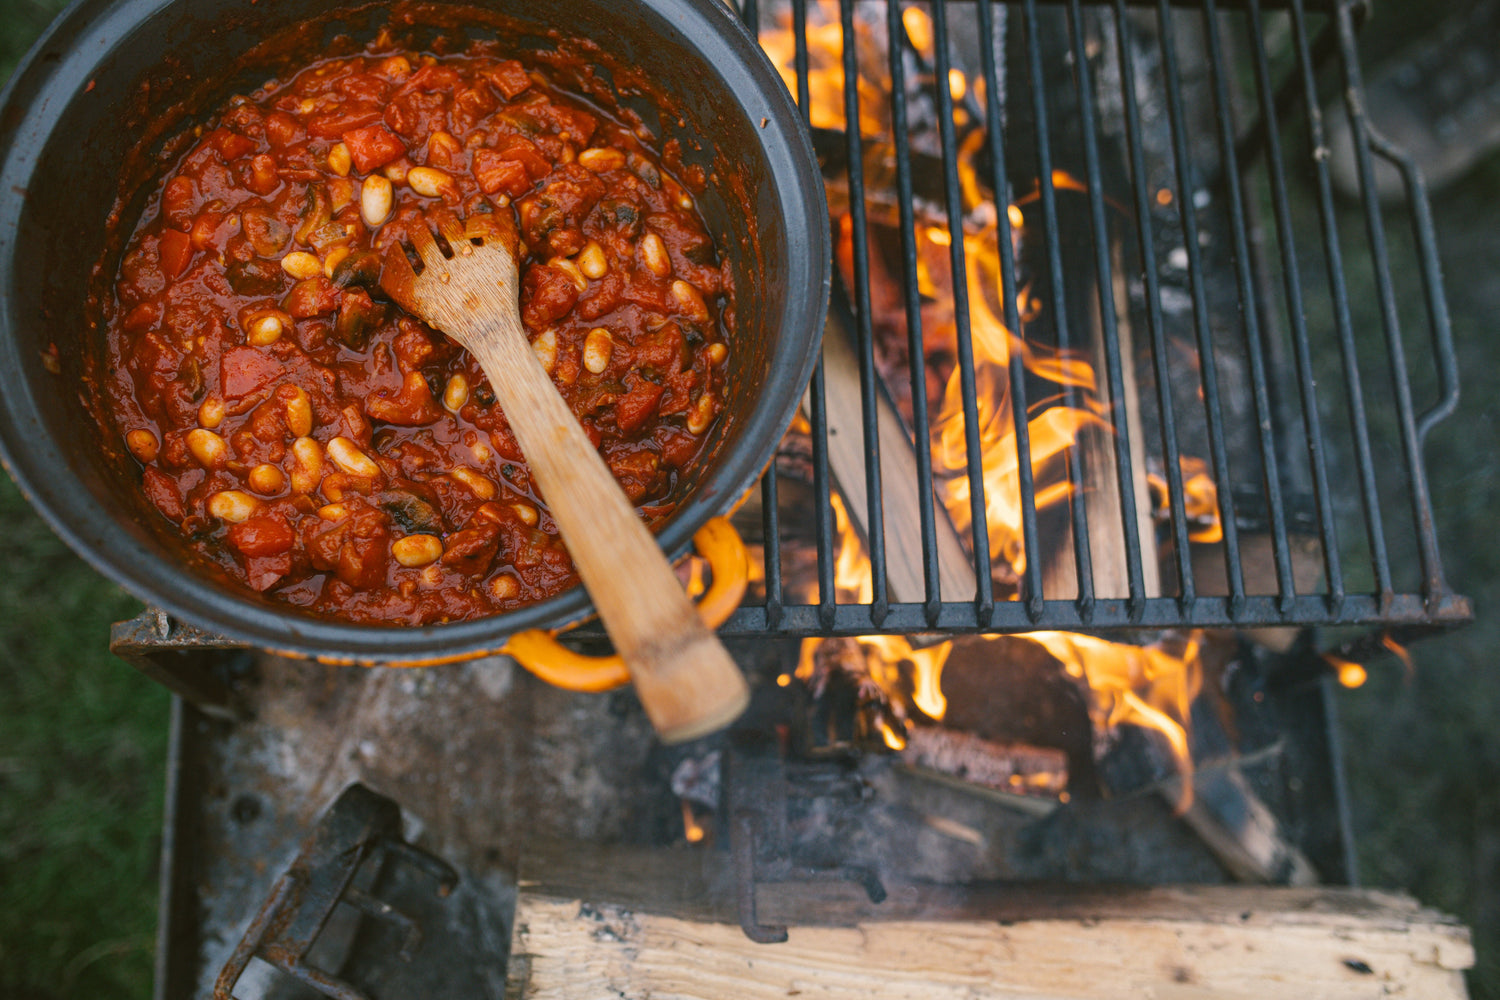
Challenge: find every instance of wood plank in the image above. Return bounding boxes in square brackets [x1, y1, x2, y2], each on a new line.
[812, 309, 979, 605]
[506, 882, 1472, 1000]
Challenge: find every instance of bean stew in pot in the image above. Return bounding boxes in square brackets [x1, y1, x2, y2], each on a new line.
[98, 36, 732, 625]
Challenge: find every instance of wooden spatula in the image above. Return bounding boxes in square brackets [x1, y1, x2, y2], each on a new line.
[380, 206, 749, 743]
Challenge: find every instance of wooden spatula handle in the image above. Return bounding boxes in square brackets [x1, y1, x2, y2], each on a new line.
[466, 317, 749, 743]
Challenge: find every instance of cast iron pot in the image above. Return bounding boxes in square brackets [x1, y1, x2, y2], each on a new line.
[0, 0, 828, 663]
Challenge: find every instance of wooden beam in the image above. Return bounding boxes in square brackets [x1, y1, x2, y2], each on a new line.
[812, 309, 979, 605]
[506, 875, 1472, 1000]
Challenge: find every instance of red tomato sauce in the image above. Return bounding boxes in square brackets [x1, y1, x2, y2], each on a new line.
[100, 43, 731, 625]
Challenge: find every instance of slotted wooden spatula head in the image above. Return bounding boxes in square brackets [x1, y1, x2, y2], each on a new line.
[379, 205, 522, 351]
[379, 206, 749, 744]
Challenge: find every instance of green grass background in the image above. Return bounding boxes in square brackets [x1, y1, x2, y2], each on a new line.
[2, 8, 165, 999]
[0, 1, 1495, 997]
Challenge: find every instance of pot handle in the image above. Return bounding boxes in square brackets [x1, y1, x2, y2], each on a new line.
[504, 517, 749, 693]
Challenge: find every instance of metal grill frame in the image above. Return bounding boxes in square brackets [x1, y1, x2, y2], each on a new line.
[703, 0, 1471, 640]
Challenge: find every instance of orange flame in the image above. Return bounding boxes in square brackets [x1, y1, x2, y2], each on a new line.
[759, 0, 887, 137]
[1011, 630, 1203, 811]
[926, 221, 1105, 578]
[1148, 455, 1224, 544]
[795, 493, 955, 740]
[1380, 633, 1414, 677]
[763, 13, 1214, 805]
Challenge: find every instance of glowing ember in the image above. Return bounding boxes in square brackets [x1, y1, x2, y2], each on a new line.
[1325, 653, 1369, 689]
[681, 799, 706, 843]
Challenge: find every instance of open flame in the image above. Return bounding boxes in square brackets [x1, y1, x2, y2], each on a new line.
[926, 221, 1106, 578]
[1149, 455, 1224, 544]
[795, 492, 954, 750]
[763, 3, 1216, 808]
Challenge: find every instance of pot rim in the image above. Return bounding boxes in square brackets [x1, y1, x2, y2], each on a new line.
[0, 0, 828, 663]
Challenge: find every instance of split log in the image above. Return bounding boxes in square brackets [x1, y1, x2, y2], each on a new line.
[901, 725, 1068, 799]
[506, 848, 1473, 1000]
[812, 307, 978, 605]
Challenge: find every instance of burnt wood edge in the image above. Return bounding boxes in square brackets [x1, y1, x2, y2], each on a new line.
[517, 838, 1469, 931]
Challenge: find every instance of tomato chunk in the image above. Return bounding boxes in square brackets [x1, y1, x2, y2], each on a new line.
[472, 149, 531, 198]
[307, 104, 383, 139]
[342, 124, 407, 173]
[486, 59, 532, 100]
[616, 375, 666, 434]
[157, 229, 193, 279]
[229, 516, 296, 557]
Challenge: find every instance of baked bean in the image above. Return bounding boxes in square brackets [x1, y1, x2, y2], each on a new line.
[284, 388, 315, 438]
[577, 147, 626, 172]
[576, 240, 608, 279]
[328, 142, 353, 177]
[198, 396, 226, 429]
[450, 466, 496, 500]
[247, 463, 287, 495]
[406, 166, 452, 198]
[443, 374, 469, 412]
[361, 175, 393, 226]
[289, 436, 324, 494]
[125, 429, 159, 464]
[186, 428, 228, 469]
[531, 328, 558, 374]
[639, 232, 671, 277]
[327, 436, 381, 479]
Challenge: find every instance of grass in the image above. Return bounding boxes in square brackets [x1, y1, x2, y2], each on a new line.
[0, 471, 162, 999]
[3, 8, 164, 998]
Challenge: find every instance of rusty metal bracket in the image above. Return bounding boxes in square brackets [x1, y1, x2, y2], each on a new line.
[214, 783, 459, 1000]
[110, 608, 248, 720]
[725, 734, 886, 944]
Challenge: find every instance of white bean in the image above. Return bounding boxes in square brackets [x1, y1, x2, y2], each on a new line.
[393, 534, 443, 567]
[326, 436, 380, 479]
[582, 328, 613, 374]
[361, 175, 393, 227]
[186, 428, 227, 469]
[208, 490, 259, 523]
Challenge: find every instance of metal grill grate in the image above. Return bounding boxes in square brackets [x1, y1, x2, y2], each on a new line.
[704, 0, 1471, 639]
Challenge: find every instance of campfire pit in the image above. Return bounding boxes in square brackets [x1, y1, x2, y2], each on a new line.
[94, 0, 1479, 996]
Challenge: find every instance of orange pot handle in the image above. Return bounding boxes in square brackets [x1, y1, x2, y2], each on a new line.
[504, 516, 748, 693]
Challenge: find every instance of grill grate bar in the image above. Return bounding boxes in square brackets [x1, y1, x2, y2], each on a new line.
[838, 0, 894, 624]
[1200, 0, 1299, 611]
[790, 0, 842, 632]
[1242, 0, 1345, 607]
[1111, 0, 1207, 610]
[718, 591, 1458, 633]
[930, 0, 995, 615]
[885, 0, 949, 624]
[1286, 0, 1390, 605]
[1066, 0, 1150, 619]
[977, 0, 1042, 622]
[1024, 0, 1099, 617]
[1332, 1, 1449, 606]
